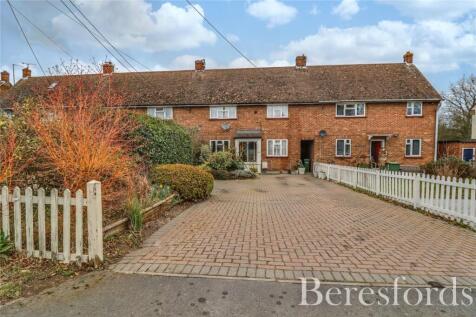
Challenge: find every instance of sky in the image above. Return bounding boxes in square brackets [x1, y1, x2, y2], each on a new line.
[1, 0, 475, 92]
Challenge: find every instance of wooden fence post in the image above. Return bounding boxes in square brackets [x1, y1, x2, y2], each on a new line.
[327, 165, 330, 180]
[353, 169, 357, 188]
[413, 174, 420, 209]
[87, 181, 103, 264]
[337, 166, 341, 183]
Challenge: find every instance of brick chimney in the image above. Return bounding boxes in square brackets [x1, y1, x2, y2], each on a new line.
[1, 71, 9, 83]
[22, 67, 31, 78]
[403, 51, 413, 64]
[102, 61, 114, 74]
[296, 54, 307, 68]
[195, 59, 205, 71]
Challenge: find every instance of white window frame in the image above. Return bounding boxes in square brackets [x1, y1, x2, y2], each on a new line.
[335, 139, 352, 157]
[0, 109, 13, 118]
[405, 139, 422, 157]
[266, 139, 288, 157]
[336, 103, 366, 117]
[209, 106, 237, 119]
[266, 104, 288, 118]
[210, 140, 230, 152]
[462, 148, 475, 161]
[406, 101, 423, 117]
[148, 106, 173, 120]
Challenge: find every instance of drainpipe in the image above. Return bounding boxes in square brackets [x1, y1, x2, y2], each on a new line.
[434, 101, 441, 161]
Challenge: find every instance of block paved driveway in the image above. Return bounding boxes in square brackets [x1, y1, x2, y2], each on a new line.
[112, 175, 476, 286]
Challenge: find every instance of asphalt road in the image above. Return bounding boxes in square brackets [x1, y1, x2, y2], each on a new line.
[1, 272, 475, 317]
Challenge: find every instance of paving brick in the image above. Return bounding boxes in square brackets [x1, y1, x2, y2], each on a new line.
[112, 175, 476, 286]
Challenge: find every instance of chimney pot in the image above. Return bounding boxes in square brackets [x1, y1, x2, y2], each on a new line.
[1, 71, 9, 83]
[22, 67, 31, 79]
[403, 51, 413, 64]
[102, 61, 114, 74]
[296, 54, 307, 68]
[195, 59, 205, 71]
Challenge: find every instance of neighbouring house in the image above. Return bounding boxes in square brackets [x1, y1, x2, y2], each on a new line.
[0, 52, 441, 172]
[438, 105, 476, 162]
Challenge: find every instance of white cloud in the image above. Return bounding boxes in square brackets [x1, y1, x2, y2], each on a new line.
[171, 55, 218, 69]
[275, 18, 476, 73]
[310, 5, 319, 16]
[226, 33, 240, 43]
[333, 0, 359, 20]
[377, 0, 476, 20]
[51, 1, 216, 52]
[247, 0, 297, 28]
[229, 57, 290, 68]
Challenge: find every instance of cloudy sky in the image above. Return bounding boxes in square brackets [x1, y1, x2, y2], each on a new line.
[1, 0, 475, 92]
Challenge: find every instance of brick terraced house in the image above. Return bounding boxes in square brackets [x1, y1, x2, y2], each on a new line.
[0, 52, 441, 172]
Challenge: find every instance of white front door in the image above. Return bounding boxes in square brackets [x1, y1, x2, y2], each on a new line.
[235, 139, 261, 173]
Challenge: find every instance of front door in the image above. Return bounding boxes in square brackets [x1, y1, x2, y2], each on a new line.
[235, 139, 261, 173]
[370, 140, 384, 165]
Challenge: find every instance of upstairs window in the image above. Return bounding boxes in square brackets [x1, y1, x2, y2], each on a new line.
[210, 140, 230, 152]
[0, 109, 13, 118]
[267, 104, 288, 118]
[405, 139, 421, 157]
[336, 139, 352, 157]
[407, 101, 422, 116]
[147, 107, 173, 120]
[210, 106, 237, 119]
[267, 139, 288, 157]
[336, 103, 365, 117]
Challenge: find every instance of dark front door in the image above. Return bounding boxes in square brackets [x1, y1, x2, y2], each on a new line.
[300, 140, 314, 172]
[370, 140, 383, 163]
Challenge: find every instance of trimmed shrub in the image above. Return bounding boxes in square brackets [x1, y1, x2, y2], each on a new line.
[152, 164, 214, 201]
[131, 115, 193, 167]
[205, 151, 244, 171]
[421, 157, 474, 178]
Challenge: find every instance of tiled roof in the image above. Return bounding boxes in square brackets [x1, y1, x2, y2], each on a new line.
[0, 63, 441, 109]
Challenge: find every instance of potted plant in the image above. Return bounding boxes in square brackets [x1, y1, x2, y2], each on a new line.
[297, 160, 305, 175]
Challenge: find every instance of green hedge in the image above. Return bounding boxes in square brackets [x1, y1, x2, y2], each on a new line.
[131, 115, 193, 166]
[152, 164, 214, 201]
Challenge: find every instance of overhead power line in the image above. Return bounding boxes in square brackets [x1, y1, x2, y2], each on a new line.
[184, 0, 256, 68]
[47, 0, 151, 71]
[67, 0, 138, 72]
[9, 2, 73, 59]
[59, 0, 134, 72]
[6, 0, 46, 75]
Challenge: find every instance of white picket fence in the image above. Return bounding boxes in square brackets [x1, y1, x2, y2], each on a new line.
[313, 163, 476, 228]
[0, 180, 103, 263]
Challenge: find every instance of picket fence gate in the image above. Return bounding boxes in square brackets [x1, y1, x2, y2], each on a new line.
[314, 163, 476, 229]
[0, 180, 103, 263]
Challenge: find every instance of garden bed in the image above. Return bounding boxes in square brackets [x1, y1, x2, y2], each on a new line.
[0, 199, 191, 305]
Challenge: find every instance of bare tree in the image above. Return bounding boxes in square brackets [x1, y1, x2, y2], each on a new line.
[440, 74, 476, 140]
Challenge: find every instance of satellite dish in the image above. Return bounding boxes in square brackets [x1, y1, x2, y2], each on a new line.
[221, 123, 231, 131]
[319, 130, 327, 137]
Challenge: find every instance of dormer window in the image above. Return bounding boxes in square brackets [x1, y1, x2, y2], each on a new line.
[147, 107, 173, 120]
[407, 101, 422, 116]
[336, 103, 365, 117]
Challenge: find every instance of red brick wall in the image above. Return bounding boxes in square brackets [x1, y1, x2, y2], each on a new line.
[141, 102, 438, 171]
[438, 142, 476, 160]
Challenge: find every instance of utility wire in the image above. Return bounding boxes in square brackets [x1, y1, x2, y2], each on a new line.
[59, 0, 134, 72]
[67, 0, 138, 72]
[9, 2, 73, 59]
[6, 0, 46, 75]
[184, 0, 256, 68]
[47, 0, 151, 71]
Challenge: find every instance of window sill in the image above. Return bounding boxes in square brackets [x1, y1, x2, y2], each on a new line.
[209, 118, 238, 120]
[266, 155, 288, 158]
[405, 155, 422, 158]
[335, 116, 366, 118]
[335, 155, 352, 158]
[405, 115, 423, 118]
